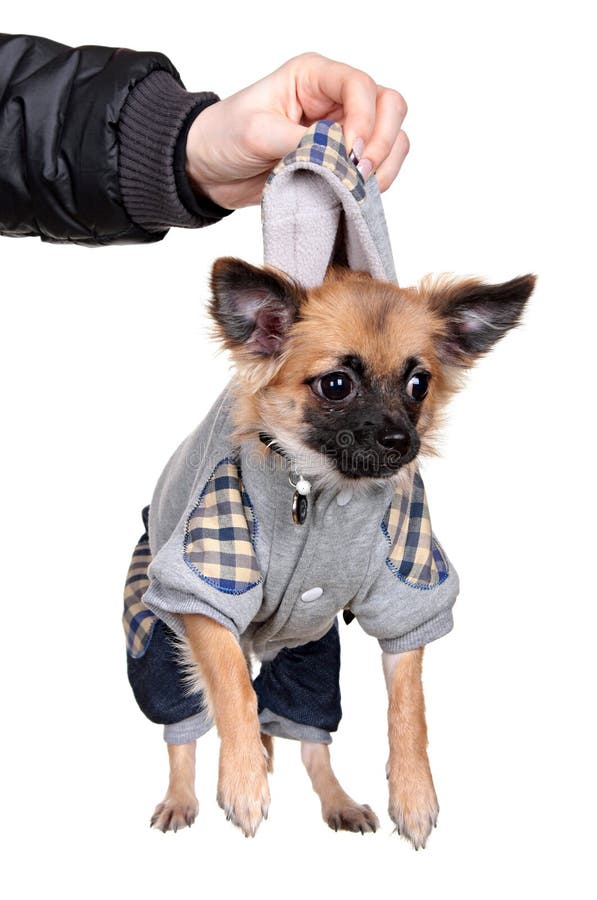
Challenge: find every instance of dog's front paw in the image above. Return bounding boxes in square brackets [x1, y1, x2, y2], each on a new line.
[217, 739, 271, 837]
[323, 798, 379, 834]
[150, 794, 198, 833]
[388, 764, 439, 850]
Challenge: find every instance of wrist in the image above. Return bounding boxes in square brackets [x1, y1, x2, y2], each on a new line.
[183, 101, 232, 209]
[118, 70, 231, 231]
[175, 100, 234, 219]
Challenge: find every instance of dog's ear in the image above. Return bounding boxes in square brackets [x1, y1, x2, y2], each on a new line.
[210, 257, 305, 356]
[429, 274, 536, 365]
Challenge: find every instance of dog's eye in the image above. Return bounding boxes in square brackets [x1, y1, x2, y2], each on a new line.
[406, 371, 430, 402]
[317, 371, 354, 402]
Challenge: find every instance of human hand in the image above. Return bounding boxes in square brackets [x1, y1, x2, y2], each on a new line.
[185, 52, 409, 209]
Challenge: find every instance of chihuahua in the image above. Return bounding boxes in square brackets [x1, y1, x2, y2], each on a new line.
[133, 259, 535, 847]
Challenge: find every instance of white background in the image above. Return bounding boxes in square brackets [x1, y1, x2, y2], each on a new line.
[1, 1, 595, 897]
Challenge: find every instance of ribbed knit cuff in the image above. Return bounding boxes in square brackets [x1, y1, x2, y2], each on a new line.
[163, 711, 213, 745]
[378, 609, 454, 654]
[118, 70, 232, 233]
[258, 709, 333, 745]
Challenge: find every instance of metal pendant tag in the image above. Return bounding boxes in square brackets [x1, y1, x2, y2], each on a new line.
[292, 490, 309, 525]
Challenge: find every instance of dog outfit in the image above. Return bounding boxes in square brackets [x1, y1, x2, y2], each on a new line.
[123, 121, 459, 745]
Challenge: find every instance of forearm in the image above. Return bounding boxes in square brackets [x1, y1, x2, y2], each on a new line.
[384, 649, 429, 761]
[0, 33, 230, 245]
[384, 648, 439, 849]
[182, 613, 260, 741]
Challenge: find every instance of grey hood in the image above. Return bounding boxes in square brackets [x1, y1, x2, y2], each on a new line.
[261, 119, 397, 287]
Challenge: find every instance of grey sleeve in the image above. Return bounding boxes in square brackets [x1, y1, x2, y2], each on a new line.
[142, 564, 263, 641]
[142, 419, 264, 640]
[351, 559, 459, 654]
[143, 509, 263, 640]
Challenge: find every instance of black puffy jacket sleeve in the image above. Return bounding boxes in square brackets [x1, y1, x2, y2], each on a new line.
[0, 34, 231, 245]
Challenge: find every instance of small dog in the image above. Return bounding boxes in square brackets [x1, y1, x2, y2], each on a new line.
[138, 258, 535, 846]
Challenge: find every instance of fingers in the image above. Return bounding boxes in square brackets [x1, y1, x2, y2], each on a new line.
[289, 54, 408, 186]
[250, 112, 307, 162]
[375, 129, 410, 193]
[324, 66, 378, 156]
[357, 87, 408, 182]
[293, 55, 379, 153]
[204, 172, 272, 210]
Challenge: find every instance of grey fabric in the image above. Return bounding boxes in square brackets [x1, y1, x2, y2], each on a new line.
[143, 390, 459, 658]
[262, 159, 397, 286]
[258, 708, 332, 745]
[163, 709, 213, 745]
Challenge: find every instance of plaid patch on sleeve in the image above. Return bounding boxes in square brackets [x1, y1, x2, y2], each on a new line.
[184, 458, 261, 594]
[267, 120, 366, 203]
[122, 508, 157, 658]
[381, 472, 449, 589]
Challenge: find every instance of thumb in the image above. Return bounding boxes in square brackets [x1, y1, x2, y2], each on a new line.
[253, 112, 307, 163]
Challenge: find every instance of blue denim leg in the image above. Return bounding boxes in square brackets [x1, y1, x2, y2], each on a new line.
[253, 620, 342, 734]
[126, 618, 206, 725]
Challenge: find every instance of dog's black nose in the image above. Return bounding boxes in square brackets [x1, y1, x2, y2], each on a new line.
[377, 430, 411, 458]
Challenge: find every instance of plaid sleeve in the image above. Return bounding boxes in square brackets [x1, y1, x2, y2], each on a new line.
[350, 471, 459, 652]
[142, 457, 263, 639]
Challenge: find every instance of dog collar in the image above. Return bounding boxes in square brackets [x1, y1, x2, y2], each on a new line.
[258, 432, 312, 525]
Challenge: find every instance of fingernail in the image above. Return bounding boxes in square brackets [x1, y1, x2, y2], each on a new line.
[357, 158, 373, 180]
[349, 137, 365, 165]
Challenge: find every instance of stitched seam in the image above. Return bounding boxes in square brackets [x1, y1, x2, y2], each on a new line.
[189, 569, 261, 596]
[384, 556, 449, 590]
[127, 618, 158, 658]
[238, 461, 259, 549]
[124, 608, 158, 658]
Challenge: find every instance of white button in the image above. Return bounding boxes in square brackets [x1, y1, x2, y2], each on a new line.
[301, 587, 323, 603]
[336, 488, 353, 506]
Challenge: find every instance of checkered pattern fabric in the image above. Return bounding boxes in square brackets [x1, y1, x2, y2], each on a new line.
[381, 471, 449, 588]
[184, 457, 261, 594]
[122, 518, 157, 658]
[267, 120, 366, 203]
